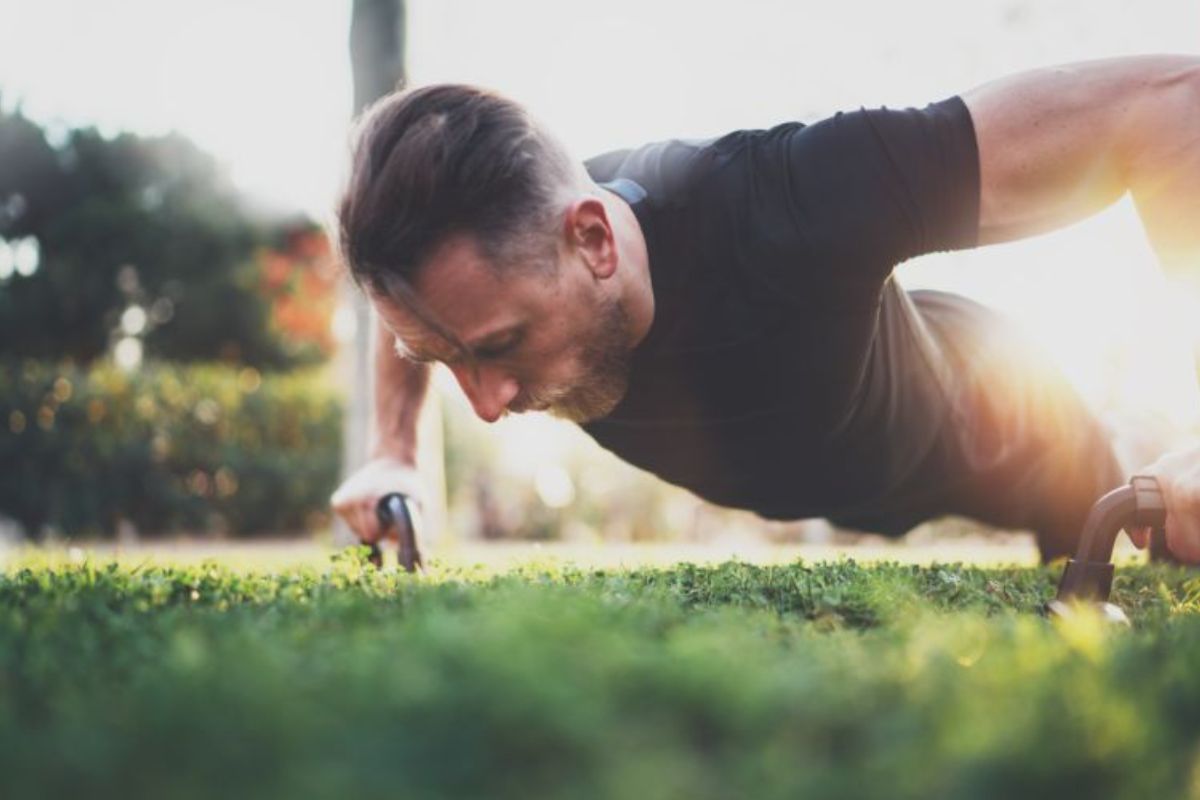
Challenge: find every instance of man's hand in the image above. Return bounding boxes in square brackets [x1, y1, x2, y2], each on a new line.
[330, 456, 428, 546]
[1128, 444, 1200, 563]
[331, 310, 435, 548]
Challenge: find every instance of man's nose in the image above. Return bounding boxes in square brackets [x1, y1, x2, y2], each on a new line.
[448, 362, 520, 423]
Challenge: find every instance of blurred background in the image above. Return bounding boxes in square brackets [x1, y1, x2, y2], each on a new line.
[1, 0, 1198, 563]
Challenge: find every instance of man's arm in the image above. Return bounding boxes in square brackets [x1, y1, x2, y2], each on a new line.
[964, 55, 1200, 560]
[368, 313, 430, 464]
[331, 313, 432, 544]
[963, 54, 1200, 270]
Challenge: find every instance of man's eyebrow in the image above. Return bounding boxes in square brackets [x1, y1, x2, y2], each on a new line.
[392, 326, 518, 364]
[392, 340, 427, 362]
[393, 337, 452, 363]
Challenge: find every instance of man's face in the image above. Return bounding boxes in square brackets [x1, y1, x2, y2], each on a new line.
[374, 233, 635, 424]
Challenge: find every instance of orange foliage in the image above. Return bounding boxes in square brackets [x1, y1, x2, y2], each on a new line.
[256, 227, 340, 358]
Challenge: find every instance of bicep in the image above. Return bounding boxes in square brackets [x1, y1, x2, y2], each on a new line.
[962, 55, 1197, 245]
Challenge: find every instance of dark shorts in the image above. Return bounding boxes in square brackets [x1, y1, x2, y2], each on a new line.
[827, 290, 1124, 562]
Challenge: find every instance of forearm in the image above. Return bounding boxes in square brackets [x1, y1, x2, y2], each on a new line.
[1122, 62, 1200, 273]
[369, 312, 430, 464]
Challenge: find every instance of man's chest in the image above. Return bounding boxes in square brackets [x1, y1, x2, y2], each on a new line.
[580, 280, 891, 511]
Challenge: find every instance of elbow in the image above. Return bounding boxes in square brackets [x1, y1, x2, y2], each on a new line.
[1153, 58, 1200, 124]
[1120, 58, 1200, 189]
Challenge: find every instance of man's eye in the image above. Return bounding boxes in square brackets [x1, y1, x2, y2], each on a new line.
[475, 343, 511, 361]
[475, 333, 522, 361]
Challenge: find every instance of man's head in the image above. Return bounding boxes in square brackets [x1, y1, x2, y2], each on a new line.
[337, 83, 645, 424]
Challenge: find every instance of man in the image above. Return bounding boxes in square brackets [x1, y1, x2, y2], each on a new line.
[331, 55, 1200, 563]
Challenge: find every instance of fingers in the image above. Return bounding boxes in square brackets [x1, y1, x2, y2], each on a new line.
[331, 486, 384, 544]
[357, 503, 385, 545]
[1126, 525, 1150, 550]
[329, 456, 427, 547]
[1167, 510, 1200, 563]
[1139, 450, 1200, 563]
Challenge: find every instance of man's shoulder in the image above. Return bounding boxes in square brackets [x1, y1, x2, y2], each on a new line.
[584, 122, 816, 207]
[584, 132, 743, 204]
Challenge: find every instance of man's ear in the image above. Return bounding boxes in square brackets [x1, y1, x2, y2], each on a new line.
[563, 197, 616, 280]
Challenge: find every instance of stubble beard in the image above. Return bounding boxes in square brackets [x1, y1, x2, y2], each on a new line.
[511, 296, 634, 424]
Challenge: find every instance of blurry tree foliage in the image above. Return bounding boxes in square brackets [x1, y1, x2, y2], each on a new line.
[0, 102, 325, 369]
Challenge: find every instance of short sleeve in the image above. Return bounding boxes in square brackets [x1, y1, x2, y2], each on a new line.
[726, 96, 979, 303]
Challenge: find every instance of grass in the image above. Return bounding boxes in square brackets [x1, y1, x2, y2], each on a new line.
[4, 551, 1200, 799]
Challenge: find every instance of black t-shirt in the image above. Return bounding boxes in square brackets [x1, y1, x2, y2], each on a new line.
[580, 97, 1119, 536]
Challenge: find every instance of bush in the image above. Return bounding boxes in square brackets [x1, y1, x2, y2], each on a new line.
[0, 359, 342, 539]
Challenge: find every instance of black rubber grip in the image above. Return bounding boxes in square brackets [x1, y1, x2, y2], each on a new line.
[1055, 475, 1165, 603]
[375, 492, 421, 573]
[1130, 475, 1167, 529]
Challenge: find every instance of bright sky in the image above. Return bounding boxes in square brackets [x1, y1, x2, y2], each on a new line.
[0, 0, 354, 220]
[3, 0, 1200, 432]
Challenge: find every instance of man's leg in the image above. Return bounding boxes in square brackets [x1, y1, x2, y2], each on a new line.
[908, 290, 1126, 563]
[1018, 415, 1125, 563]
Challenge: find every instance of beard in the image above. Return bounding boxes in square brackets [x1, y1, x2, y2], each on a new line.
[509, 295, 634, 424]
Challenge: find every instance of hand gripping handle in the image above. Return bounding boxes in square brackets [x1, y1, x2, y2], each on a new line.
[1055, 475, 1166, 602]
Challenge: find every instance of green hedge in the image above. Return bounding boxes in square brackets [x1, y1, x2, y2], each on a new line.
[0, 360, 342, 539]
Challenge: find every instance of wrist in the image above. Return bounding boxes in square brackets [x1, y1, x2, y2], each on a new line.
[368, 436, 418, 466]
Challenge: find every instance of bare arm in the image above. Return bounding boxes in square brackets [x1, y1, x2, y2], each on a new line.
[964, 55, 1200, 561]
[369, 312, 430, 465]
[963, 54, 1200, 270]
[331, 313, 432, 544]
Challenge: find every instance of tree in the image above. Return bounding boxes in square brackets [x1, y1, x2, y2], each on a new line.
[341, 0, 410, 489]
[0, 104, 319, 370]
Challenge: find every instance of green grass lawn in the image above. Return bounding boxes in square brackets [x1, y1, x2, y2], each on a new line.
[4, 552, 1200, 799]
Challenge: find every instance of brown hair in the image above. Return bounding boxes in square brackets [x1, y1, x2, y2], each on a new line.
[337, 84, 577, 358]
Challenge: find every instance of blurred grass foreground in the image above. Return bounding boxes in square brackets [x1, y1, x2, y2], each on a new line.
[5, 554, 1200, 799]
